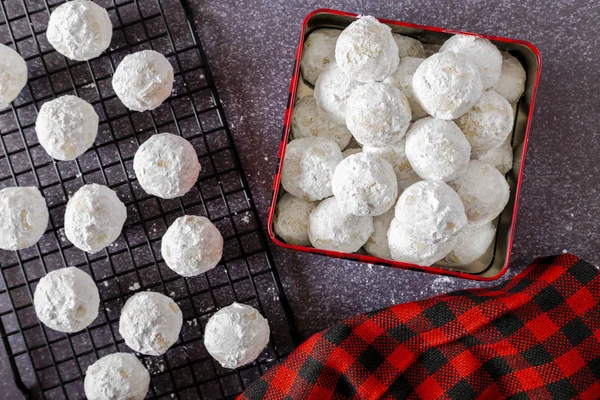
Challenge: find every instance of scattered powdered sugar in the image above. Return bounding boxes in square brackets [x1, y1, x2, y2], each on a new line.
[412, 51, 482, 120]
[204, 303, 270, 369]
[129, 282, 141, 291]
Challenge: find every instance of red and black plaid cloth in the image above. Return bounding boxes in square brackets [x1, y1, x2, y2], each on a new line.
[239, 255, 600, 399]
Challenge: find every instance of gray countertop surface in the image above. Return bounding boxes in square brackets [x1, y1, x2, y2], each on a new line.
[2, 0, 600, 397]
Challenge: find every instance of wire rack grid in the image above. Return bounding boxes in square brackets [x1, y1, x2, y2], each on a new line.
[0, 0, 298, 398]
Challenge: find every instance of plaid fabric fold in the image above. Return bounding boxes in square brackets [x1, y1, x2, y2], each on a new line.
[239, 254, 600, 399]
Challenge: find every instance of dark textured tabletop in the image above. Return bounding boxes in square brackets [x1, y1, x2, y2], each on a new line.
[2, 0, 600, 397]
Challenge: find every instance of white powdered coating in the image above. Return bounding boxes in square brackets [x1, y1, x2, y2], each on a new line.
[449, 160, 510, 225]
[161, 216, 223, 277]
[301, 28, 341, 85]
[119, 292, 183, 356]
[85, 353, 150, 400]
[439, 34, 502, 89]
[308, 197, 373, 253]
[291, 97, 352, 150]
[46, 0, 112, 61]
[472, 139, 513, 175]
[112, 50, 174, 112]
[65, 184, 127, 253]
[281, 137, 343, 201]
[405, 117, 471, 182]
[395, 180, 467, 244]
[342, 147, 362, 158]
[335, 16, 399, 82]
[364, 208, 394, 259]
[273, 193, 316, 246]
[384, 56, 428, 120]
[388, 218, 457, 266]
[423, 43, 442, 57]
[392, 34, 426, 58]
[0, 44, 27, 110]
[295, 78, 314, 101]
[412, 51, 483, 120]
[204, 303, 270, 369]
[0, 187, 48, 251]
[445, 222, 496, 265]
[362, 139, 421, 190]
[345, 82, 411, 146]
[456, 89, 514, 152]
[494, 52, 526, 104]
[313, 64, 360, 124]
[34, 267, 99, 333]
[133, 133, 200, 199]
[36, 95, 99, 161]
[332, 152, 398, 216]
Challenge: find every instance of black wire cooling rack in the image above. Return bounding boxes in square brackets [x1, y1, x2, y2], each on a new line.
[0, 0, 299, 398]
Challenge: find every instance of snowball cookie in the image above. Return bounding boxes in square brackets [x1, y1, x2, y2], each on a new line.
[392, 34, 426, 58]
[300, 28, 341, 85]
[0, 187, 48, 251]
[133, 133, 200, 199]
[161, 215, 223, 277]
[273, 193, 316, 246]
[405, 117, 471, 182]
[387, 218, 457, 266]
[34, 267, 100, 333]
[364, 208, 394, 259]
[204, 302, 270, 369]
[291, 97, 352, 150]
[84, 353, 150, 400]
[455, 89, 514, 152]
[439, 34, 502, 89]
[362, 140, 421, 190]
[46, 0, 112, 61]
[308, 197, 373, 253]
[336, 16, 399, 82]
[449, 160, 510, 225]
[472, 139, 513, 175]
[395, 180, 467, 244]
[345, 82, 411, 146]
[119, 292, 183, 356]
[0, 44, 27, 109]
[384, 57, 428, 120]
[412, 51, 483, 120]
[445, 222, 496, 265]
[36, 95, 99, 161]
[314, 64, 361, 124]
[65, 184, 127, 253]
[112, 50, 174, 112]
[494, 52, 526, 104]
[295, 78, 314, 101]
[280, 137, 343, 201]
[332, 152, 398, 216]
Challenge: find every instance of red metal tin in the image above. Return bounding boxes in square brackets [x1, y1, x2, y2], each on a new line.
[268, 9, 542, 281]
